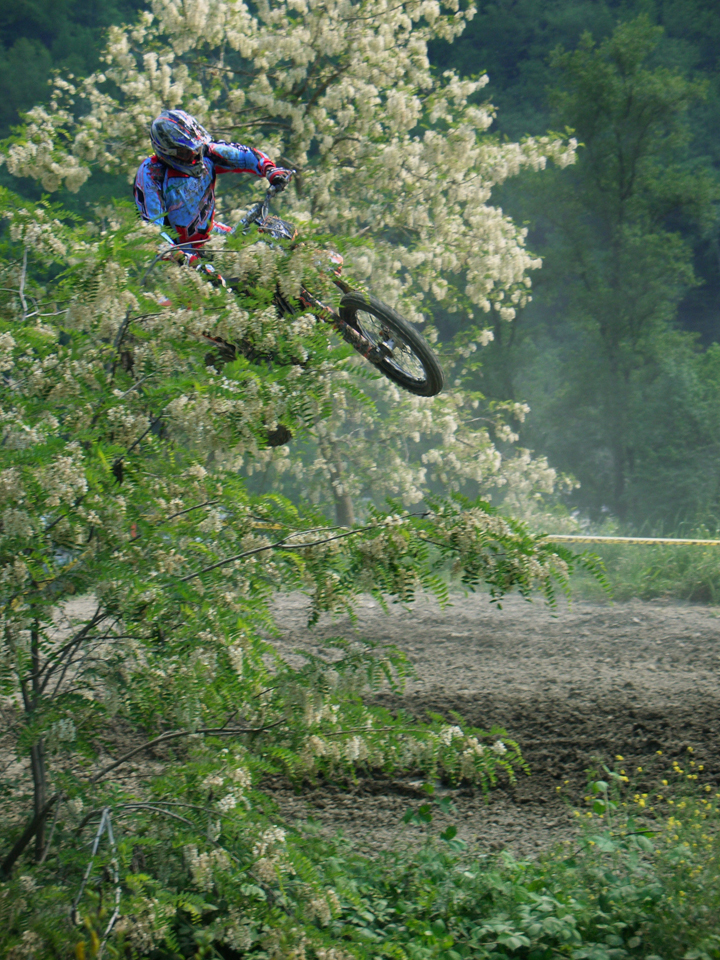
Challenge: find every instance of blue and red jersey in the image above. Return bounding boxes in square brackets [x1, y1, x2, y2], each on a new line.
[133, 141, 276, 245]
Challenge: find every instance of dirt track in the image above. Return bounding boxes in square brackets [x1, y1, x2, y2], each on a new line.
[268, 592, 720, 856]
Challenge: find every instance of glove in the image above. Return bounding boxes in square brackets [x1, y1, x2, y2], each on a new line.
[266, 166, 293, 192]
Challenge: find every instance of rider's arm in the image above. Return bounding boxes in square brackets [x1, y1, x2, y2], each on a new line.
[133, 157, 167, 228]
[206, 142, 292, 190]
[206, 141, 277, 178]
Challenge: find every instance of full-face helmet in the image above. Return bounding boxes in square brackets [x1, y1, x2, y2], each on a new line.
[150, 110, 211, 177]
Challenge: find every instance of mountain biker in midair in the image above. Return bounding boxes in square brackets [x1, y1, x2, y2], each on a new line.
[134, 109, 296, 447]
[133, 109, 293, 251]
[132, 110, 444, 412]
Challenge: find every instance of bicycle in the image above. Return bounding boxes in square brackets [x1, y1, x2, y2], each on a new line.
[146, 185, 444, 398]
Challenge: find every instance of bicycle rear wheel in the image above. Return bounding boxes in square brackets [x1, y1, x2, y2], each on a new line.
[339, 292, 444, 397]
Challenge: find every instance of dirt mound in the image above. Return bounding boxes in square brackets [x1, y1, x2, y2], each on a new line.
[268, 592, 720, 856]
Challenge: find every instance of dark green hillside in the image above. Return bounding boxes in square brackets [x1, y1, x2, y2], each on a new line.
[0, 0, 146, 137]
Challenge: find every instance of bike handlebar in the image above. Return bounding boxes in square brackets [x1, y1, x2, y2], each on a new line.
[144, 181, 289, 285]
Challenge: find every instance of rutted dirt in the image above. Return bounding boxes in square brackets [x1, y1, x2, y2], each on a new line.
[267, 593, 720, 857]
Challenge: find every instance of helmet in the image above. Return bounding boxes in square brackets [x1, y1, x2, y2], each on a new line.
[150, 110, 211, 177]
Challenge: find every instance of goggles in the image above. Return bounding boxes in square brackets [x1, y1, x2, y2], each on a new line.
[170, 143, 205, 164]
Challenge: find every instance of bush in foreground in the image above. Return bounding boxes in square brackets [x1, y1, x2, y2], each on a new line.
[4, 740, 719, 958]
[286, 768, 720, 960]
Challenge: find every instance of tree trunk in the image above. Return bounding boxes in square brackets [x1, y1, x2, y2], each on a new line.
[603, 356, 631, 518]
[611, 442, 627, 520]
[30, 622, 47, 862]
[3, 621, 54, 876]
[317, 433, 355, 527]
[30, 741, 47, 861]
[333, 489, 355, 528]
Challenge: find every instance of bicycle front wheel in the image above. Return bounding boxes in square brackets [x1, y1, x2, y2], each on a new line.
[339, 292, 444, 397]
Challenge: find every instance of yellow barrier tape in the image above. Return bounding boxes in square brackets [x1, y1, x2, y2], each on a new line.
[543, 534, 720, 546]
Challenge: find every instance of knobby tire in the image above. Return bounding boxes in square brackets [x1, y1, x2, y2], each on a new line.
[339, 292, 444, 397]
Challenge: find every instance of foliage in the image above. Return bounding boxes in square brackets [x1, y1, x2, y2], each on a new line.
[249, 370, 575, 527]
[295, 766, 720, 960]
[474, 16, 719, 525]
[7, 759, 719, 958]
[431, 1, 720, 529]
[0, 128, 584, 952]
[0, 0, 147, 140]
[0, 0, 583, 525]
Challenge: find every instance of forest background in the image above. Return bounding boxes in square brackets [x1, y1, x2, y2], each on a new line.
[5, 0, 720, 531]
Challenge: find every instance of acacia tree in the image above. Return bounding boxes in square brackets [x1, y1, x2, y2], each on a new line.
[1, 0, 578, 526]
[0, 186, 584, 955]
[0, 2, 587, 953]
[247, 371, 570, 526]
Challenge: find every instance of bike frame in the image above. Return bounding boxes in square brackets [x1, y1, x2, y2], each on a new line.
[238, 187, 391, 362]
[143, 186, 390, 364]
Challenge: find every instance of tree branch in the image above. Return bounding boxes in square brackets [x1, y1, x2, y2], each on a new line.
[38, 796, 63, 865]
[89, 720, 285, 785]
[18, 248, 28, 321]
[2, 718, 281, 874]
[38, 606, 107, 691]
[0, 792, 60, 879]
[176, 512, 433, 584]
[176, 524, 382, 583]
[129, 500, 220, 542]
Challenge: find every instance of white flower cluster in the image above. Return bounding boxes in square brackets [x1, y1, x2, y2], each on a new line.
[1, 0, 574, 330]
[184, 844, 231, 891]
[8, 207, 71, 261]
[460, 735, 487, 778]
[309, 897, 331, 927]
[252, 825, 287, 858]
[2, 101, 90, 193]
[201, 763, 251, 814]
[224, 910, 255, 951]
[438, 724, 464, 745]
[307, 887, 341, 926]
[49, 718, 77, 742]
[114, 897, 175, 952]
[6, 931, 44, 959]
[41, 445, 88, 508]
[251, 825, 291, 883]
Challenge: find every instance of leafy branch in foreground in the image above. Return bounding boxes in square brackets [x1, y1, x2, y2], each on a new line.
[0, 1, 586, 947]
[0, 182, 591, 955]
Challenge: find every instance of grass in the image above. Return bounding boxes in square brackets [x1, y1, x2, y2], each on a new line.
[559, 524, 720, 604]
